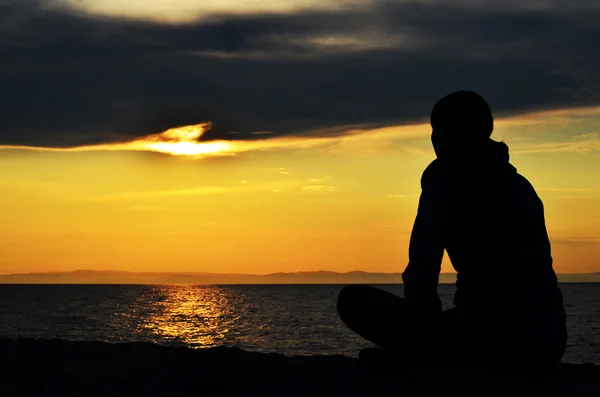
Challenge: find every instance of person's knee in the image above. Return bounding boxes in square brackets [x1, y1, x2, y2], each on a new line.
[336, 284, 363, 317]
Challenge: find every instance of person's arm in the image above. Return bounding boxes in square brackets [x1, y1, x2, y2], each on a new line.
[512, 176, 564, 344]
[402, 171, 444, 319]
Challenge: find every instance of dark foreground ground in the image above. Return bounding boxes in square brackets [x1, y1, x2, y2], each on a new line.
[1, 339, 599, 397]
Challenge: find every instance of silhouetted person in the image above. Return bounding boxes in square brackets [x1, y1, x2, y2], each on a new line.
[337, 91, 567, 364]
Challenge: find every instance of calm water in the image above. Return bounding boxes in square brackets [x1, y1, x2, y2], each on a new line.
[0, 284, 598, 363]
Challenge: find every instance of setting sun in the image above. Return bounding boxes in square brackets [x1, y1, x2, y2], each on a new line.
[128, 123, 234, 157]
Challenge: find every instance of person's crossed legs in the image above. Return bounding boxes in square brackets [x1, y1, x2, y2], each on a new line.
[337, 285, 461, 359]
[337, 284, 409, 347]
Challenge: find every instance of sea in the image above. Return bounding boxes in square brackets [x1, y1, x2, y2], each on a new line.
[0, 284, 598, 363]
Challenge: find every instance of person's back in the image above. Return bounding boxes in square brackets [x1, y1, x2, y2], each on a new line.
[403, 91, 567, 362]
[337, 90, 567, 364]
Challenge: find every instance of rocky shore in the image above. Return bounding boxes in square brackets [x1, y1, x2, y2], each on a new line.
[1, 339, 598, 396]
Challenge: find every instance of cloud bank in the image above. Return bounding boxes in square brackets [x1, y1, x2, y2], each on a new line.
[1, 0, 599, 147]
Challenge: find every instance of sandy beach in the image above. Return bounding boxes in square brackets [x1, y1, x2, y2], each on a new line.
[1, 338, 598, 396]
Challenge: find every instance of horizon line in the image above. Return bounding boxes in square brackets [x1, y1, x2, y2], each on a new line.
[1, 269, 599, 276]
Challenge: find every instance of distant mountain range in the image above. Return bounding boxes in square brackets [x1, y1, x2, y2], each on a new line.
[0, 270, 599, 284]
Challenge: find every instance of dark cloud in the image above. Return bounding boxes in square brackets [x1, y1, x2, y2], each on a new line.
[1, 0, 599, 146]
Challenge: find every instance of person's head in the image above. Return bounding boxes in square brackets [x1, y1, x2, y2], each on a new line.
[430, 91, 494, 158]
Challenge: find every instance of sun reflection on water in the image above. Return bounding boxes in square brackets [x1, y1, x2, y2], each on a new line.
[135, 286, 237, 348]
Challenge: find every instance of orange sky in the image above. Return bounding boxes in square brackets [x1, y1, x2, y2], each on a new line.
[1, 106, 600, 275]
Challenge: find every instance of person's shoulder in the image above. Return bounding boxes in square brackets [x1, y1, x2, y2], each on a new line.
[511, 171, 537, 194]
[508, 171, 544, 209]
[421, 159, 441, 189]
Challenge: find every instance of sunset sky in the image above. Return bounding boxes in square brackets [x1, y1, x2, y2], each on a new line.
[1, 0, 600, 275]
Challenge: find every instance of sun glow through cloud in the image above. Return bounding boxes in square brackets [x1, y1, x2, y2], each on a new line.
[0, 123, 239, 158]
[129, 123, 233, 157]
[0, 121, 398, 157]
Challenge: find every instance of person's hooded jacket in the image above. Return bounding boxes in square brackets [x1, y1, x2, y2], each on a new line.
[402, 139, 567, 361]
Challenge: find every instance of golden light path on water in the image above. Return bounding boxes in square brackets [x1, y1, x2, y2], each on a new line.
[134, 286, 238, 347]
